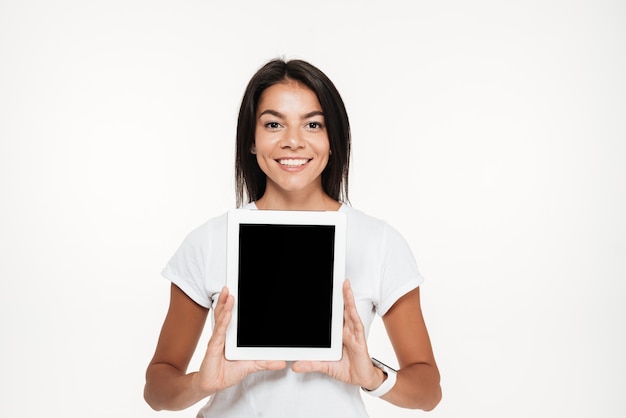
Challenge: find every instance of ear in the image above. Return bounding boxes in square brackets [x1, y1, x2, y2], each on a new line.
[251, 144, 257, 154]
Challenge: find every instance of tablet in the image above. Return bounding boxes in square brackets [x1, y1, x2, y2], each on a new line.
[225, 208, 346, 361]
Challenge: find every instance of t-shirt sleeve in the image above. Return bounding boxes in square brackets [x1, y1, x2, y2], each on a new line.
[161, 223, 212, 308]
[376, 223, 424, 316]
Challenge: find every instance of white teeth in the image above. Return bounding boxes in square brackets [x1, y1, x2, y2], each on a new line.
[278, 159, 309, 167]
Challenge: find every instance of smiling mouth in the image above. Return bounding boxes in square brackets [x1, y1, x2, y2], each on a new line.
[277, 158, 311, 167]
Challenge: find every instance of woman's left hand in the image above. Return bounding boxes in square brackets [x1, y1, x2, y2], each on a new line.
[292, 279, 384, 390]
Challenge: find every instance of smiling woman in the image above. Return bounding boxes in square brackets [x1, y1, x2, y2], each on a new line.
[143, 58, 442, 417]
[235, 59, 351, 209]
[253, 81, 334, 210]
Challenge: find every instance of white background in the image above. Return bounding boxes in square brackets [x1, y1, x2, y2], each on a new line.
[1, 1, 624, 417]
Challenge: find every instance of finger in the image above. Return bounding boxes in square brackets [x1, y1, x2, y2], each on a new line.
[342, 280, 362, 334]
[213, 286, 231, 317]
[213, 289, 234, 326]
[208, 292, 234, 352]
[343, 279, 353, 304]
[292, 360, 325, 374]
[255, 360, 288, 371]
[343, 280, 361, 323]
[214, 294, 233, 328]
[342, 281, 367, 347]
[207, 309, 231, 355]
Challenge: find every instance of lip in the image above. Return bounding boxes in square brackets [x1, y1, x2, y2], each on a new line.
[274, 157, 312, 171]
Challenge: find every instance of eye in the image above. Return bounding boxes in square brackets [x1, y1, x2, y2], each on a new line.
[306, 121, 324, 130]
[265, 121, 282, 130]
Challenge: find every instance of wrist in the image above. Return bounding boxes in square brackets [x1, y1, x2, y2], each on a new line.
[361, 358, 397, 398]
[363, 366, 386, 391]
[191, 371, 217, 398]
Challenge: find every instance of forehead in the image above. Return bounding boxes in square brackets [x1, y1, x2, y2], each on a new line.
[257, 81, 321, 112]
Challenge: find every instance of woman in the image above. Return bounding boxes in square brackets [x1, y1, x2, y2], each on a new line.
[144, 58, 442, 417]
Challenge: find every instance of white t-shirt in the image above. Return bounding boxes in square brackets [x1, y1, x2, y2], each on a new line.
[162, 203, 424, 418]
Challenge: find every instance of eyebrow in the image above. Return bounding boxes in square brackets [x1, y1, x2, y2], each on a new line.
[258, 109, 325, 119]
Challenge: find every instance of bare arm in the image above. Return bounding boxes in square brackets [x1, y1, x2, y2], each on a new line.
[144, 284, 287, 411]
[143, 284, 212, 410]
[381, 286, 442, 410]
[292, 281, 441, 410]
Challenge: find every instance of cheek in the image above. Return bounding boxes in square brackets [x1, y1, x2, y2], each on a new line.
[255, 154, 269, 170]
[253, 132, 276, 154]
[319, 138, 331, 156]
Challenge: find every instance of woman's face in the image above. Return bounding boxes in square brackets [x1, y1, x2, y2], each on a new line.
[254, 80, 330, 200]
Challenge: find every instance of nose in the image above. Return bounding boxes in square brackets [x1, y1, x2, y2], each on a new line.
[280, 128, 305, 149]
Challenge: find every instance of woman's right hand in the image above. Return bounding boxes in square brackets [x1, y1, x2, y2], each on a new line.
[194, 286, 287, 394]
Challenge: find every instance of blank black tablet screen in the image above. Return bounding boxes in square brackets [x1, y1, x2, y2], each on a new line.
[237, 223, 335, 348]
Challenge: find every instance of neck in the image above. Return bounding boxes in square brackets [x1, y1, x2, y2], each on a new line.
[256, 189, 341, 211]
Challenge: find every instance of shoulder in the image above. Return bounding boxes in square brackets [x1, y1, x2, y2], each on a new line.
[341, 205, 418, 266]
[341, 204, 384, 228]
[181, 202, 256, 246]
[341, 205, 402, 239]
[181, 212, 228, 246]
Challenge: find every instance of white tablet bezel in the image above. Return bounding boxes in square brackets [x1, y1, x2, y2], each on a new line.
[225, 208, 346, 361]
